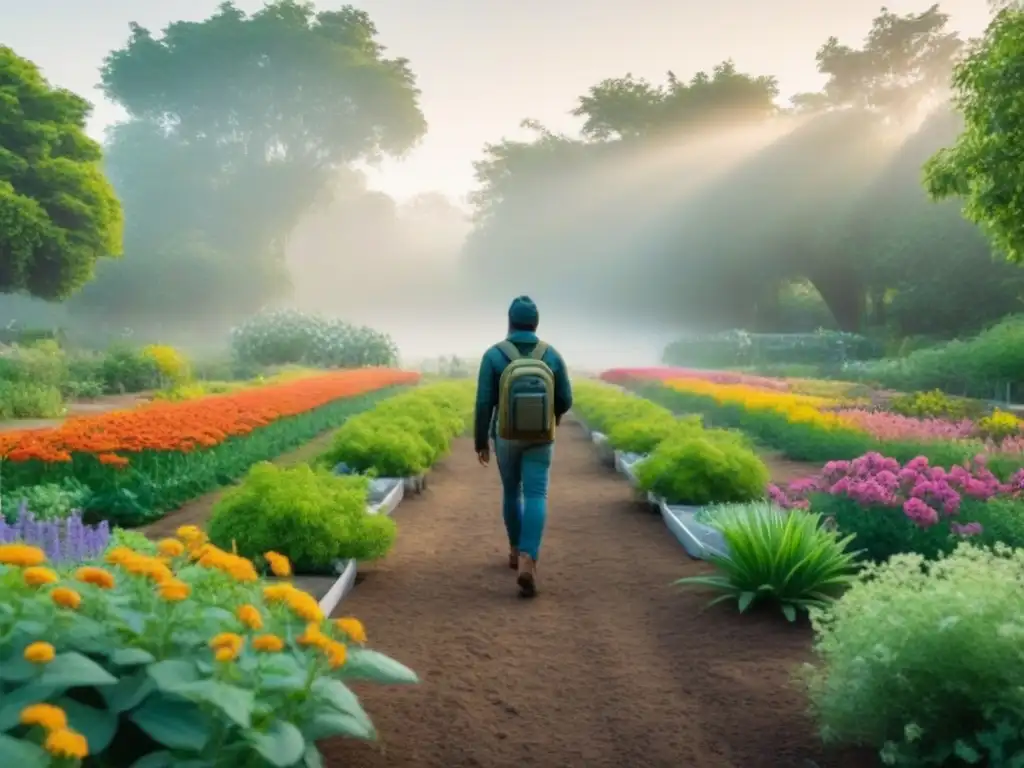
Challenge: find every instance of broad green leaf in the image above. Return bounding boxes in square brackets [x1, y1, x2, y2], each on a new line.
[147, 659, 198, 692]
[111, 648, 156, 667]
[341, 649, 418, 685]
[248, 720, 306, 767]
[130, 694, 211, 751]
[0, 655, 39, 683]
[0, 732, 48, 768]
[100, 668, 155, 713]
[310, 678, 370, 724]
[38, 652, 117, 688]
[57, 696, 118, 753]
[306, 710, 375, 741]
[0, 683, 57, 731]
[175, 680, 254, 728]
[303, 744, 325, 768]
[129, 752, 174, 768]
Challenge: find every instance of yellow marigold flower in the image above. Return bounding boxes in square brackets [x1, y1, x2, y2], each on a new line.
[0, 543, 46, 567]
[22, 566, 58, 588]
[237, 604, 263, 630]
[215, 645, 240, 662]
[157, 538, 185, 558]
[24, 642, 56, 664]
[297, 623, 329, 649]
[324, 640, 347, 669]
[252, 634, 285, 653]
[75, 566, 115, 590]
[120, 554, 173, 584]
[43, 728, 88, 759]
[176, 525, 203, 542]
[197, 547, 259, 582]
[20, 703, 67, 731]
[334, 617, 367, 644]
[264, 551, 292, 577]
[209, 632, 244, 656]
[104, 546, 134, 566]
[50, 587, 82, 610]
[262, 583, 294, 603]
[158, 579, 191, 602]
[285, 590, 323, 623]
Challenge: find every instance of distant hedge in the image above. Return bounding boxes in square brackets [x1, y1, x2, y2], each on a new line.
[662, 330, 883, 368]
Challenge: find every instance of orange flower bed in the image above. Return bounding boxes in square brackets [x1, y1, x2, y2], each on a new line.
[0, 369, 419, 463]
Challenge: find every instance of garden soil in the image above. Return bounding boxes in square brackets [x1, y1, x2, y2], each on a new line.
[320, 425, 874, 768]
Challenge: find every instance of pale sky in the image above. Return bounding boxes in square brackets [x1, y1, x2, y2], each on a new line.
[1, 0, 990, 204]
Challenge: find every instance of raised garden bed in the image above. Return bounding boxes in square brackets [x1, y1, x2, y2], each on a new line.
[656, 498, 729, 561]
[591, 431, 616, 467]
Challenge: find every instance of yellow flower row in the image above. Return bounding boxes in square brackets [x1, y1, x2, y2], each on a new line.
[0, 525, 370, 762]
[665, 377, 857, 431]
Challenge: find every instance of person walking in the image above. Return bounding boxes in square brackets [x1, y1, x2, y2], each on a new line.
[474, 296, 573, 597]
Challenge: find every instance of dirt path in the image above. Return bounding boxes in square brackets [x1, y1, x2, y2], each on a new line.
[321, 426, 870, 768]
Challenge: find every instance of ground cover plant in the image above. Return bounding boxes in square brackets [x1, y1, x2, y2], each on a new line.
[320, 381, 474, 478]
[0, 530, 416, 766]
[207, 462, 397, 573]
[0, 370, 418, 525]
[804, 543, 1024, 765]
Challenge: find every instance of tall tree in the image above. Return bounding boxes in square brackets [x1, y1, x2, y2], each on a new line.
[71, 1, 426, 332]
[0, 46, 123, 300]
[924, 7, 1024, 262]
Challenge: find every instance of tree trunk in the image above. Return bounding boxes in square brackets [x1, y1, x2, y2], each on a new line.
[806, 267, 865, 333]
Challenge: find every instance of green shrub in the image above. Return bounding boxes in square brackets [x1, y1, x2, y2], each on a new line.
[208, 462, 396, 572]
[323, 417, 433, 477]
[106, 526, 158, 554]
[99, 344, 161, 393]
[803, 543, 1024, 765]
[677, 504, 859, 622]
[3, 478, 92, 521]
[0, 381, 64, 419]
[572, 381, 672, 434]
[607, 413, 701, 454]
[320, 383, 475, 476]
[635, 432, 769, 505]
[887, 389, 974, 420]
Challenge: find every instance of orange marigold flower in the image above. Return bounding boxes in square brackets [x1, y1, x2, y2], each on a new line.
[22, 566, 59, 587]
[158, 579, 191, 602]
[97, 452, 129, 468]
[75, 566, 115, 589]
[237, 604, 263, 630]
[252, 634, 285, 653]
[297, 623, 329, 649]
[264, 551, 292, 577]
[324, 640, 348, 669]
[50, 587, 82, 610]
[157, 538, 185, 558]
[20, 703, 67, 731]
[334, 617, 367, 644]
[43, 728, 88, 759]
[262, 583, 294, 603]
[285, 590, 323, 623]
[25, 642, 56, 664]
[0, 543, 46, 567]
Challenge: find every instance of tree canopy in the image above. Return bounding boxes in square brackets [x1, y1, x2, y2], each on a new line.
[68, 1, 427, 334]
[462, 4, 1007, 337]
[0, 46, 123, 300]
[924, 6, 1024, 262]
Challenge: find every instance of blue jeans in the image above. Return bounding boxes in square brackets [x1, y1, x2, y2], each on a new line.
[494, 438, 554, 561]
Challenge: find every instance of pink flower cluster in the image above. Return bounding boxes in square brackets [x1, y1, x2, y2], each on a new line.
[835, 409, 976, 442]
[602, 367, 789, 391]
[768, 452, 1024, 532]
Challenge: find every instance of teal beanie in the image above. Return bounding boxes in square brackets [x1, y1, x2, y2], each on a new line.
[508, 295, 539, 328]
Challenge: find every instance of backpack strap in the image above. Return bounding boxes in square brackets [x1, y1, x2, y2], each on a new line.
[530, 341, 549, 361]
[497, 341, 521, 362]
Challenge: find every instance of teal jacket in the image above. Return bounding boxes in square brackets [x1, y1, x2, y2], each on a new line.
[474, 330, 573, 451]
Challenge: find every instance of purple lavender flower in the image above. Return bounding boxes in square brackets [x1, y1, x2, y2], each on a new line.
[0, 506, 111, 563]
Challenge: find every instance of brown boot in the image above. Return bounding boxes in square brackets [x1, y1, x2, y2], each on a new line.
[508, 547, 519, 570]
[516, 554, 537, 598]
